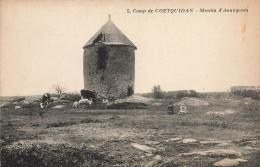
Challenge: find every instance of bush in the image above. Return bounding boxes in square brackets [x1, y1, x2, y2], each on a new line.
[107, 102, 147, 109]
[152, 85, 164, 99]
[59, 93, 81, 102]
[189, 90, 198, 97]
[80, 118, 100, 123]
[163, 91, 178, 99]
[12, 96, 25, 102]
[1, 144, 109, 167]
[243, 101, 259, 111]
[67, 93, 81, 102]
[46, 121, 76, 128]
[176, 91, 186, 99]
[176, 90, 199, 99]
[231, 90, 260, 100]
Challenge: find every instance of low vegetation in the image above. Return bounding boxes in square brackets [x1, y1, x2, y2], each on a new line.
[231, 89, 260, 100]
[148, 85, 200, 99]
[0, 92, 259, 166]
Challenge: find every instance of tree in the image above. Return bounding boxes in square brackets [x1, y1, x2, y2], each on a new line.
[152, 85, 164, 99]
[51, 84, 67, 98]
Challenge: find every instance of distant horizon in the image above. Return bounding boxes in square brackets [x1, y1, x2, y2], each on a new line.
[2, 86, 260, 97]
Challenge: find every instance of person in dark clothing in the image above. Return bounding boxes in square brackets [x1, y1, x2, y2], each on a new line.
[168, 102, 174, 114]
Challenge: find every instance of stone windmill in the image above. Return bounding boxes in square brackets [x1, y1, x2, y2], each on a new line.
[83, 16, 137, 99]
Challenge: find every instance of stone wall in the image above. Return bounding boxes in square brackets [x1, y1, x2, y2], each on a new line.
[83, 44, 135, 99]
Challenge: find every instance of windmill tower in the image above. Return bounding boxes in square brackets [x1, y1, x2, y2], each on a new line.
[83, 16, 137, 99]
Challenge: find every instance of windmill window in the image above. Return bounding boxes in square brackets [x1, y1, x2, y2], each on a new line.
[97, 47, 108, 70]
[93, 33, 103, 43]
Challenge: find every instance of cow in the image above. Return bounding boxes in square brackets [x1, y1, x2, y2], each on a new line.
[40, 93, 51, 108]
[80, 89, 96, 103]
[79, 98, 92, 107]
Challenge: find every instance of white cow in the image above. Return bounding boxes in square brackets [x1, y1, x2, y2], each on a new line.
[79, 98, 92, 107]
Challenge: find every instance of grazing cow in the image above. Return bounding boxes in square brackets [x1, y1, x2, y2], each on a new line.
[72, 101, 79, 108]
[79, 98, 92, 107]
[40, 93, 51, 108]
[80, 89, 96, 102]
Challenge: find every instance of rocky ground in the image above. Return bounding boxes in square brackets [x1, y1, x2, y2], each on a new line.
[0, 94, 260, 166]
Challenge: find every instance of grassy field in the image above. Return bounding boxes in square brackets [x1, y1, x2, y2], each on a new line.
[0, 94, 260, 166]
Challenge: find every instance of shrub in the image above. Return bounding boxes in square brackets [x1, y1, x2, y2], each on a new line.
[243, 101, 259, 111]
[67, 93, 81, 102]
[152, 85, 164, 99]
[242, 90, 259, 100]
[80, 118, 100, 123]
[1, 144, 109, 167]
[58, 93, 81, 101]
[107, 102, 147, 109]
[176, 91, 186, 99]
[46, 121, 76, 128]
[12, 97, 25, 102]
[188, 90, 198, 97]
[163, 91, 178, 99]
[176, 90, 199, 99]
[231, 90, 260, 100]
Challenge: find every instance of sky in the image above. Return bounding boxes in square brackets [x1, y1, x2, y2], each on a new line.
[1, 0, 260, 96]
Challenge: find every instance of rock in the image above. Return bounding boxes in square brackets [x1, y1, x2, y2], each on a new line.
[21, 100, 29, 104]
[214, 158, 248, 166]
[166, 138, 182, 142]
[145, 141, 159, 145]
[199, 140, 225, 145]
[109, 116, 119, 120]
[236, 158, 248, 162]
[154, 155, 161, 160]
[89, 145, 95, 148]
[13, 102, 19, 105]
[146, 153, 153, 156]
[131, 143, 156, 153]
[15, 106, 21, 109]
[180, 149, 242, 157]
[0, 139, 5, 144]
[181, 138, 198, 143]
[114, 95, 153, 105]
[206, 109, 238, 115]
[151, 103, 162, 106]
[52, 105, 65, 109]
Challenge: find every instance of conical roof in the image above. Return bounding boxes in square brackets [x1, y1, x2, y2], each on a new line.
[83, 18, 137, 49]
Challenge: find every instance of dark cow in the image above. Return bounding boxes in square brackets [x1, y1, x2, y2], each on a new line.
[80, 89, 96, 103]
[40, 93, 50, 108]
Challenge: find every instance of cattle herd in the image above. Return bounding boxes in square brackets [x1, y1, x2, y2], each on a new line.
[40, 89, 96, 108]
